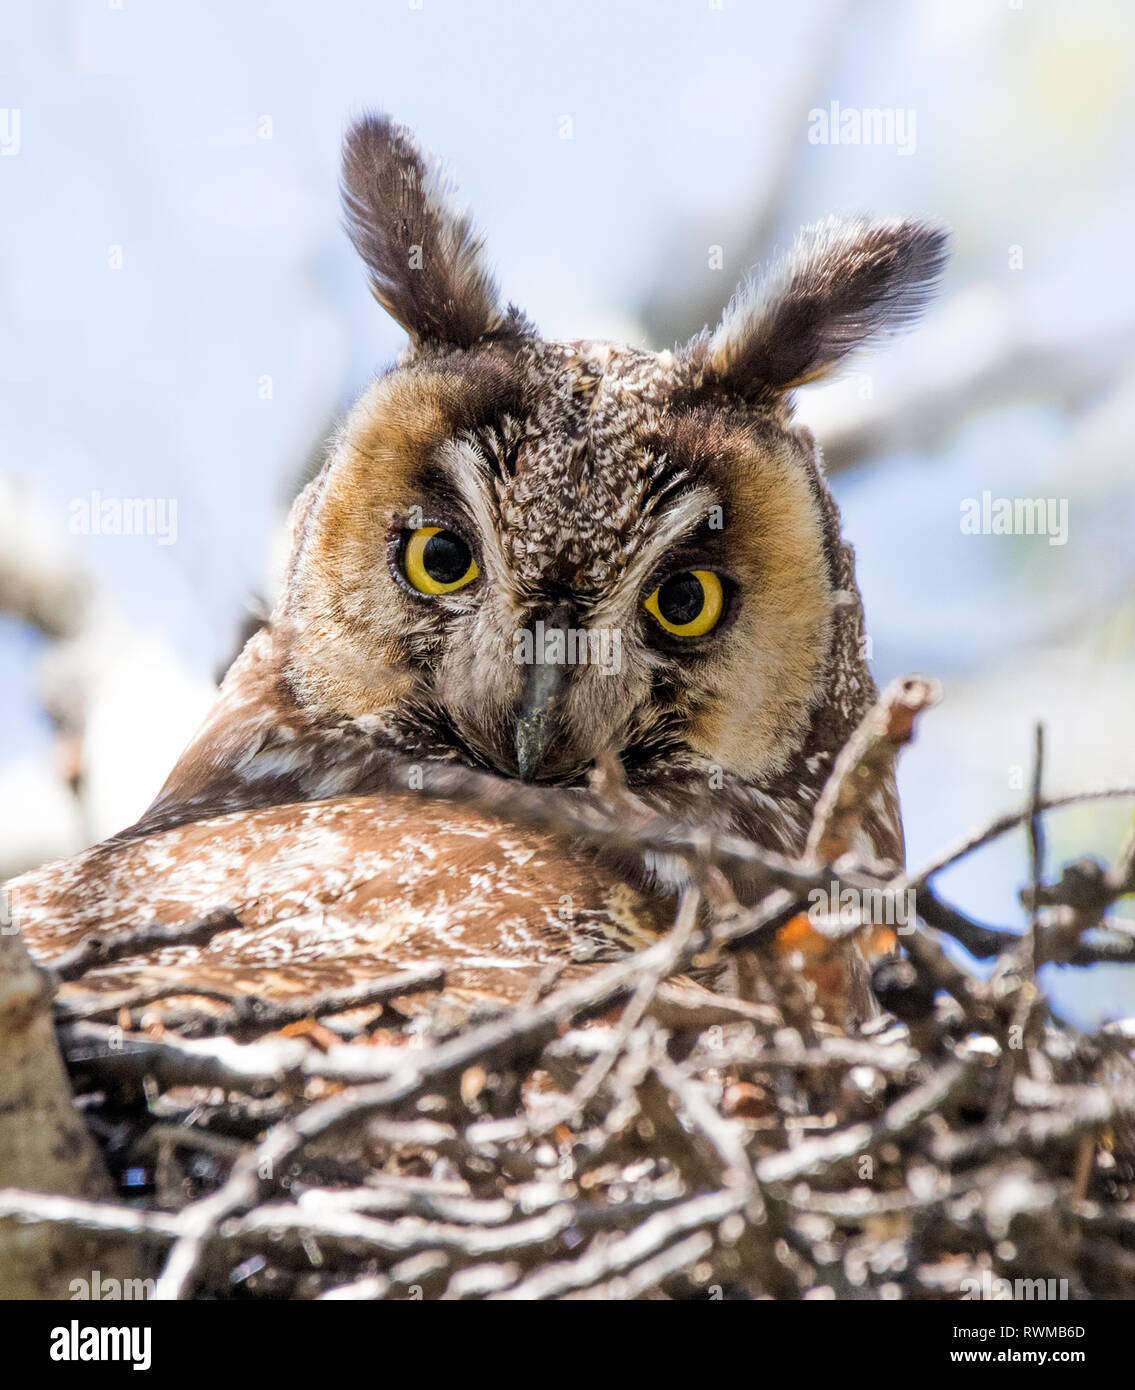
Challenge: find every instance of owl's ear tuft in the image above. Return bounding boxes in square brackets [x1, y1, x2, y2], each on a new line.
[696, 217, 948, 399]
[341, 114, 523, 351]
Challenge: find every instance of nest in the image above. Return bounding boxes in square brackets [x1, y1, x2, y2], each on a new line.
[2, 683, 1134, 1300]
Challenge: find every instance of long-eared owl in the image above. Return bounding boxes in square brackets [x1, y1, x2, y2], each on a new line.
[9, 115, 946, 1020]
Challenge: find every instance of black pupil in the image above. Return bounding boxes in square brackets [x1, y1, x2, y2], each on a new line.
[657, 572, 705, 626]
[421, 530, 471, 584]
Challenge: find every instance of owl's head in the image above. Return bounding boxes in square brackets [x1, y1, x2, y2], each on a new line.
[280, 115, 946, 798]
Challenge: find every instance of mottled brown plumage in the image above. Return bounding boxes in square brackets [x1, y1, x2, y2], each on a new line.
[10, 795, 668, 1015]
[9, 114, 946, 1021]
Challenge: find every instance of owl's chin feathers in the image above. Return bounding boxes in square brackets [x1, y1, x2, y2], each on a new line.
[125, 634, 841, 871]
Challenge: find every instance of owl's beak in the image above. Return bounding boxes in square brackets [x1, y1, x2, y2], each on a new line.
[515, 661, 564, 781]
[515, 603, 572, 782]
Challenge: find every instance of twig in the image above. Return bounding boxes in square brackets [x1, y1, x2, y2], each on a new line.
[530, 887, 703, 1136]
[57, 963, 446, 1038]
[60, 1020, 408, 1094]
[488, 1190, 746, 1301]
[899, 785, 1135, 891]
[757, 1059, 974, 1184]
[48, 909, 243, 983]
[806, 674, 940, 864]
[1026, 722, 1047, 959]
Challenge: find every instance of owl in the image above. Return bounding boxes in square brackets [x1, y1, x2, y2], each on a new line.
[9, 115, 946, 1023]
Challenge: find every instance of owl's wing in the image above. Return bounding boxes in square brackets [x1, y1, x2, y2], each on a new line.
[8, 793, 672, 1018]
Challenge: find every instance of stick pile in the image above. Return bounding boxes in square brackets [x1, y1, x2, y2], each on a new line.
[2, 687, 1133, 1300]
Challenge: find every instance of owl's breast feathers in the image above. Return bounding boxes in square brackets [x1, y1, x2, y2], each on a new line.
[9, 795, 674, 1017]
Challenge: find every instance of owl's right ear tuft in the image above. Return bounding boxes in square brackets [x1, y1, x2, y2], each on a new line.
[341, 114, 523, 351]
[695, 217, 948, 401]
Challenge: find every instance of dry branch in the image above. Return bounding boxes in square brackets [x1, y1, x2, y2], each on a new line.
[806, 673, 940, 864]
[4, 680, 1135, 1300]
[0, 925, 136, 1296]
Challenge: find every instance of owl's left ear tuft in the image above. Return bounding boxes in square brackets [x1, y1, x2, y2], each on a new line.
[341, 114, 525, 351]
[696, 217, 948, 399]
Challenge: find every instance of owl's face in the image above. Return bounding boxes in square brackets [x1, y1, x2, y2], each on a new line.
[271, 116, 944, 802]
[283, 337, 836, 789]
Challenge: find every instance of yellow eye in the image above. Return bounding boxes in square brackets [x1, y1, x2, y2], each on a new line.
[644, 569, 724, 638]
[402, 526, 479, 595]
